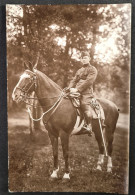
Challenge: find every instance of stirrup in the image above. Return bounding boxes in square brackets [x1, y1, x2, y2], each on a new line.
[83, 125, 92, 131]
[82, 125, 93, 136]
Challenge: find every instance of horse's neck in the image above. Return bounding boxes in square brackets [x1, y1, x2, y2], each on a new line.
[35, 71, 62, 109]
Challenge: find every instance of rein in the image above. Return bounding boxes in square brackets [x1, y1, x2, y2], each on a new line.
[21, 94, 60, 101]
[27, 90, 65, 122]
[17, 69, 66, 123]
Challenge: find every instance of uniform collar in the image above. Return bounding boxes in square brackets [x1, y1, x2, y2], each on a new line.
[83, 63, 90, 67]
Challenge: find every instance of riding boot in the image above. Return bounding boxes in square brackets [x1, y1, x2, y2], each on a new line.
[82, 123, 93, 137]
[82, 112, 93, 136]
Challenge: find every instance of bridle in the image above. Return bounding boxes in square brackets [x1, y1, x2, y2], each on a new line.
[16, 69, 67, 123]
[16, 70, 37, 101]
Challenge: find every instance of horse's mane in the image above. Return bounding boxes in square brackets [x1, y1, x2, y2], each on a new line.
[36, 70, 62, 91]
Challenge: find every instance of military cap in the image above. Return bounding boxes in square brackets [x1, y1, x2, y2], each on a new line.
[81, 51, 90, 58]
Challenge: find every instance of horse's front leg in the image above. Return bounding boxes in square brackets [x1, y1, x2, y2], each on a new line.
[48, 132, 59, 179]
[59, 130, 70, 180]
[97, 154, 104, 171]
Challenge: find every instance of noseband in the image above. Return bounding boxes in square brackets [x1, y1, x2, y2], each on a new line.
[16, 70, 37, 98]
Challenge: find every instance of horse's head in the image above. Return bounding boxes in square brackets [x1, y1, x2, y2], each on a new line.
[12, 62, 37, 103]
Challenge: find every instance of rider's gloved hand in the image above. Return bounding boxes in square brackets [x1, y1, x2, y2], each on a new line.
[64, 87, 70, 92]
[70, 88, 78, 93]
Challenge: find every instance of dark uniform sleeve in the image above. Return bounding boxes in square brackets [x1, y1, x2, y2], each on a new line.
[76, 67, 97, 93]
[68, 69, 80, 88]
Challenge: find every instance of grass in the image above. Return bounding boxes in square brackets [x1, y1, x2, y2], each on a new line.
[8, 111, 129, 193]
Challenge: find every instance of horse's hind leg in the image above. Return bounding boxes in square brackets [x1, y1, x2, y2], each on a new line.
[94, 125, 105, 171]
[105, 127, 114, 172]
[48, 132, 59, 178]
[59, 130, 70, 180]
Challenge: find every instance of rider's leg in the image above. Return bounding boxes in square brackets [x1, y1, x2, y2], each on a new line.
[81, 103, 93, 135]
[80, 95, 94, 135]
[83, 110, 93, 136]
[84, 110, 93, 130]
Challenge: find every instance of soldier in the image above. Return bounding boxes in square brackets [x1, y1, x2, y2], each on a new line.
[69, 51, 97, 136]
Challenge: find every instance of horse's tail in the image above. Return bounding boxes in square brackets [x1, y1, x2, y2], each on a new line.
[111, 105, 120, 134]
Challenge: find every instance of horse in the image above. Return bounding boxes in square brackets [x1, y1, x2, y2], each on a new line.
[12, 62, 119, 180]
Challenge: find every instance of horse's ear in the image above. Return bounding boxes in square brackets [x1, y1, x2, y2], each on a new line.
[24, 62, 28, 70]
[28, 61, 33, 71]
[33, 62, 37, 70]
[33, 52, 40, 70]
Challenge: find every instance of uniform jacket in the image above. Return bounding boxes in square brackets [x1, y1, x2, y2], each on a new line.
[69, 63, 97, 97]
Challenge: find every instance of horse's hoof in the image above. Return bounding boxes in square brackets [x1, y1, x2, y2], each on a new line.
[50, 174, 59, 179]
[50, 167, 59, 179]
[50, 173, 59, 180]
[107, 168, 112, 173]
[97, 165, 102, 171]
[50, 175, 59, 180]
[63, 173, 70, 180]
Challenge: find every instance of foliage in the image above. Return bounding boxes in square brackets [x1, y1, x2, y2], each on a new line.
[7, 4, 131, 112]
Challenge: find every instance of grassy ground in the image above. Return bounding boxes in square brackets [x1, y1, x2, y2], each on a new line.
[8, 111, 129, 193]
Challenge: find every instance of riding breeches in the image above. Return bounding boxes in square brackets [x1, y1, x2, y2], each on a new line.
[80, 95, 94, 124]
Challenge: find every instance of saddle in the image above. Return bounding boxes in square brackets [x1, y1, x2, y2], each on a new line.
[63, 90, 105, 136]
[66, 91, 105, 120]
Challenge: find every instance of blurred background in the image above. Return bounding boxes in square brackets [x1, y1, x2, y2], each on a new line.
[6, 4, 131, 113]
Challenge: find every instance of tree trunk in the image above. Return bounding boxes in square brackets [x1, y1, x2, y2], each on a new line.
[90, 26, 96, 66]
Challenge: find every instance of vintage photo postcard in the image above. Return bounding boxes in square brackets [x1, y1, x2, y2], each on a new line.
[7, 4, 131, 193]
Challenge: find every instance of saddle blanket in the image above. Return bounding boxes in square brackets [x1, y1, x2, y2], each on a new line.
[71, 116, 85, 136]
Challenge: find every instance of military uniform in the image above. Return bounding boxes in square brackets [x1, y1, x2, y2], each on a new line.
[69, 63, 97, 129]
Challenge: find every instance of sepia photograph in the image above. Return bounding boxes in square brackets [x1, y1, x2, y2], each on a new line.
[7, 4, 131, 193]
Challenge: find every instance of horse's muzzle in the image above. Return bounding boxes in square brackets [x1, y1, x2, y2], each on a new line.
[12, 88, 22, 103]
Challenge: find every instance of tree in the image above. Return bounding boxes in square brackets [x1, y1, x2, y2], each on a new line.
[7, 4, 131, 112]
